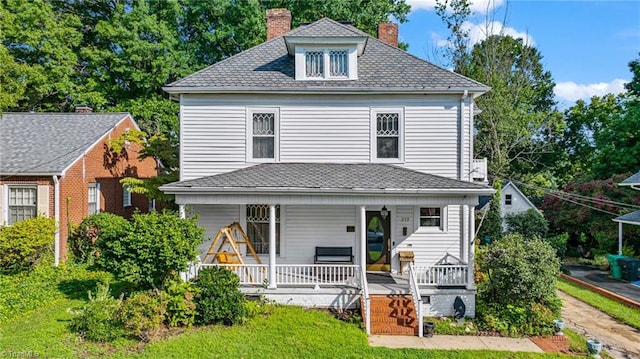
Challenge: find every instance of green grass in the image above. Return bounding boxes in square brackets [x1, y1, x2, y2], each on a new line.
[1, 301, 573, 359]
[557, 278, 640, 330]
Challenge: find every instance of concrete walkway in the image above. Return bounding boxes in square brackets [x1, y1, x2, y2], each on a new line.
[368, 334, 543, 352]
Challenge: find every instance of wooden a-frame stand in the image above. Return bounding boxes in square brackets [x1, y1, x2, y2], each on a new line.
[203, 222, 262, 266]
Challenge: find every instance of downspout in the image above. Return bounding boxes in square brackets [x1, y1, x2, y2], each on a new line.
[53, 175, 60, 266]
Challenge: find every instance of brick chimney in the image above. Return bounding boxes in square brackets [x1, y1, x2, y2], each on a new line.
[266, 8, 291, 40]
[377, 23, 398, 47]
[75, 105, 93, 113]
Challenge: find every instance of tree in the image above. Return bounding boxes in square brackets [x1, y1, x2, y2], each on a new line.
[0, 42, 25, 112]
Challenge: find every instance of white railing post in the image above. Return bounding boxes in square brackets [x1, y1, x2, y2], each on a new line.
[409, 265, 423, 337]
[359, 266, 371, 335]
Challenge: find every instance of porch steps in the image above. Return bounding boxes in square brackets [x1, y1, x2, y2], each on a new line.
[367, 294, 418, 336]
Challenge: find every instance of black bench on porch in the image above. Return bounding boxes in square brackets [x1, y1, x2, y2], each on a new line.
[314, 246, 354, 264]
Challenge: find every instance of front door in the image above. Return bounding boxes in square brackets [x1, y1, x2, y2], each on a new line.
[366, 211, 391, 271]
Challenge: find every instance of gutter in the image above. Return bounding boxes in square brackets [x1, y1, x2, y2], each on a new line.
[53, 175, 60, 266]
[159, 186, 495, 196]
[162, 86, 490, 96]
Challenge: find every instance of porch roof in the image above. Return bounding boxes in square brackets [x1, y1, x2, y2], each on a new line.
[613, 210, 640, 225]
[163, 163, 492, 194]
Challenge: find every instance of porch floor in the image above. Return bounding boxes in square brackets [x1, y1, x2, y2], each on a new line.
[367, 272, 410, 294]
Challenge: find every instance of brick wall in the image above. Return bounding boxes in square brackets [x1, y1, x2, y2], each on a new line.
[0, 176, 55, 220]
[266, 8, 291, 40]
[377, 23, 398, 47]
[57, 115, 157, 260]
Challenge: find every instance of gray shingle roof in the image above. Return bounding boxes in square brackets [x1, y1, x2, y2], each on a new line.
[614, 210, 640, 225]
[0, 112, 129, 175]
[165, 18, 488, 93]
[621, 171, 640, 186]
[162, 163, 492, 194]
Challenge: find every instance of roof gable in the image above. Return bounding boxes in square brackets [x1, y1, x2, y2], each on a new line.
[0, 112, 130, 175]
[502, 181, 541, 215]
[620, 171, 640, 186]
[164, 18, 488, 94]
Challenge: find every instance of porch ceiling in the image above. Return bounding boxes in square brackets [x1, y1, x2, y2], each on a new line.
[161, 163, 493, 206]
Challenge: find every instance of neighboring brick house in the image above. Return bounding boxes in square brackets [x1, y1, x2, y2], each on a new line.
[0, 111, 158, 264]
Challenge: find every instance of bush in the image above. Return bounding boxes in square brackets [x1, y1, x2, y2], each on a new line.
[478, 233, 560, 307]
[97, 211, 204, 289]
[544, 232, 568, 259]
[194, 266, 246, 325]
[477, 300, 557, 336]
[119, 291, 166, 340]
[505, 209, 548, 239]
[0, 217, 56, 272]
[164, 280, 197, 327]
[69, 213, 131, 265]
[70, 282, 124, 342]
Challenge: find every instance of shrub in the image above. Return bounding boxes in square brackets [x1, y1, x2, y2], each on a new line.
[69, 213, 131, 265]
[164, 280, 198, 327]
[70, 282, 124, 342]
[478, 233, 560, 307]
[119, 291, 166, 340]
[97, 211, 204, 289]
[0, 216, 56, 272]
[505, 209, 548, 239]
[544, 232, 568, 259]
[476, 233, 561, 336]
[194, 266, 246, 325]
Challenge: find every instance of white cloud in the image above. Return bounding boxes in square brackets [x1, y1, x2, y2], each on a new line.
[463, 21, 535, 46]
[407, 0, 504, 14]
[554, 79, 628, 103]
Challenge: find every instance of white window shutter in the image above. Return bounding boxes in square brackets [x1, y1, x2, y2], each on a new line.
[96, 183, 101, 213]
[37, 185, 50, 217]
[0, 184, 4, 224]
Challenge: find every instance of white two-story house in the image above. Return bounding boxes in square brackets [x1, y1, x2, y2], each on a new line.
[161, 9, 492, 336]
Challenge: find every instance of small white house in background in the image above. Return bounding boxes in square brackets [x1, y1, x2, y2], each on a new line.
[476, 181, 542, 233]
[161, 9, 493, 336]
[613, 170, 640, 255]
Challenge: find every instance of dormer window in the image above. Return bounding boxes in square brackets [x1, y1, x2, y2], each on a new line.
[293, 46, 358, 80]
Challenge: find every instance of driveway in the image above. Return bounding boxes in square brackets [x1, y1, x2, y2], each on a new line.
[559, 291, 640, 359]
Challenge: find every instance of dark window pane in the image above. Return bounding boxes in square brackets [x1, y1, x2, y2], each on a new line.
[253, 137, 274, 158]
[420, 218, 441, 227]
[377, 137, 398, 158]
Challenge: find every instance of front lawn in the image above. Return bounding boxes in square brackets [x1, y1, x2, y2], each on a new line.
[557, 278, 640, 330]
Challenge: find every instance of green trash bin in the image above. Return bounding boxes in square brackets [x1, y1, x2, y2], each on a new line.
[607, 254, 625, 280]
[618, 258, 640, 281]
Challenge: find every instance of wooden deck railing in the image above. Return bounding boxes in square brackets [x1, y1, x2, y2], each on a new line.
[414, 264, 468, 286]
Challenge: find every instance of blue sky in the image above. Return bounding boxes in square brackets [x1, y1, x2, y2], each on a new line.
[400, 0, 640, 107]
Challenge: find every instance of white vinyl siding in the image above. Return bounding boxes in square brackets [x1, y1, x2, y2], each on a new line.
[0, 185, 4, 224]
[396, 205, 461, 267]
[179, 95, 467, 180]
[283, 205, 356, 263]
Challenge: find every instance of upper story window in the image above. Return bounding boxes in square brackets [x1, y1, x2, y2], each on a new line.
[8, 186, 37, 224]
[123, 185, 132, 207]
[88, 183, 100, 215]
[247, 108, 279, 161]
[371, 108, 404, 162]
[294, 46, 357, 80]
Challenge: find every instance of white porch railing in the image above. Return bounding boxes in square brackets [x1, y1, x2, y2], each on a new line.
[408, 265, 423, 337]
[182, 263, 359, 287]
[414, 264, 469, 286]
[357, 267, 371, 335]
[472, 158, 488, 182]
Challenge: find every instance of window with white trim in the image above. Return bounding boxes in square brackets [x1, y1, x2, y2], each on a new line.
[371, 109, 403, 161]
[8, 187, 37, 224]
[88, 183, 99, 215]
[248, 108, 279, 161]
[419, 207, 442, 228]
[246, 205, 280, 255]
[301, 48, 350, 79]
[123, 185, 132, 207]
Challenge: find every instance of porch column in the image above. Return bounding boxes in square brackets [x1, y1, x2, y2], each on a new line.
[467, 206, 475, 290]
[618, 222, 623, 255]
[268, 204, 277, 289]
[359, 205, 366, 275]
[178, 204, 186, 219]
[461, 205, 468, 263]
